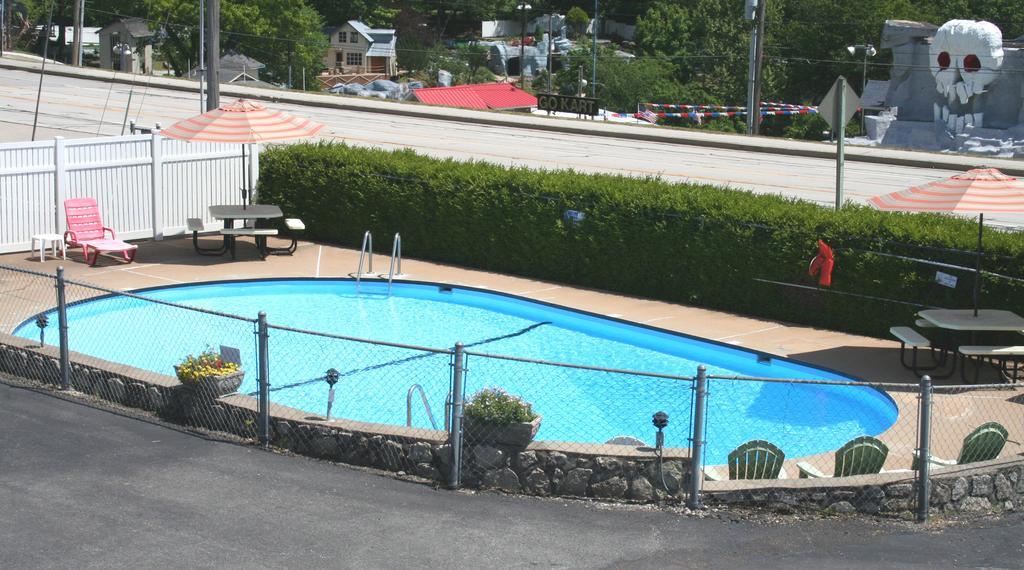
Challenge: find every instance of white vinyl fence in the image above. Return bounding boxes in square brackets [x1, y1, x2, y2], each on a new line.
[0, 133, 259, 254]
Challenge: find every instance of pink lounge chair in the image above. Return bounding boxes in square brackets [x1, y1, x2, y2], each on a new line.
[63, 197, 138, 266]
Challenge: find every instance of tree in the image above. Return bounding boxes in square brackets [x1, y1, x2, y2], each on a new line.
[565, 7, 588, 39]
[634, 2, 691, 61]
[143, 0, 326, 87]
[455, 43, 489, 79]
[246, 0, 328, 87]
[555, 41, 689, 113]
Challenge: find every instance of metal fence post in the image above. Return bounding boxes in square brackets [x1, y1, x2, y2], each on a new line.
[55, 266, 70, 390]
[257, 311, 270, 447]
[448, 342, 465, 490]
[916, 374, 932, 523]
[688, 365, 707, 508]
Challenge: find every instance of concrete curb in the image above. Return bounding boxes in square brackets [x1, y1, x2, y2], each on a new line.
[3, 57, 1022, 175]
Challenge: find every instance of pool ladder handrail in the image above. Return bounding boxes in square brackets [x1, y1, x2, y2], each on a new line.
[407, 384, 447, 431]
[351, 231, 375, 291]
[381, 233, 406, 295]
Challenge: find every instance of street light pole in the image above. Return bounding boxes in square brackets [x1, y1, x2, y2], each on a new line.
[547, 13, 553, 94]
[846, 44, 876, 133]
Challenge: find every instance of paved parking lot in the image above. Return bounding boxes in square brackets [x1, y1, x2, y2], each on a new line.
[2, 379, 1022, 569]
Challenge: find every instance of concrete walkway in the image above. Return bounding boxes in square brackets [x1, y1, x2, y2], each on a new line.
[2, 380, 1022, 569]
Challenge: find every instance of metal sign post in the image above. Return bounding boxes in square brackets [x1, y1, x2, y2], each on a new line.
[819, 76, 860, 211]
[836, 78, 846, 210]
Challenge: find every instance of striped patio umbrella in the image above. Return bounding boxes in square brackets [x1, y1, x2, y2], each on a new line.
[869, 168, 1024, 315]
[161, 99, 324, 206]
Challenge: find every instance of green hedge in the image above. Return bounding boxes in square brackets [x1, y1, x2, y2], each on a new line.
[257, 143, 1024, 338]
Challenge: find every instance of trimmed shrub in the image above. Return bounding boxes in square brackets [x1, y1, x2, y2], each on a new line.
[257, 143, 1024, 339]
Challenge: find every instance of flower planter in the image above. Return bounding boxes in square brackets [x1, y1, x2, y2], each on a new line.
[464, 415, 541, 448]
[173, 369, 244, 419]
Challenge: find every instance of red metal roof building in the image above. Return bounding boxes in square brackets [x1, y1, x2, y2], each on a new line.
[412, 83, 537, 111]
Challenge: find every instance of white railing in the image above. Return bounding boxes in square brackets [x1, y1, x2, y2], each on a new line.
[0, 133, 260, 253]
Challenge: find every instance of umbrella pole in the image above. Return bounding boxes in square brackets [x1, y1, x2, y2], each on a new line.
[240, 145, 247, 209]
[247, 143, 253, 205]
[973, 213, 983, 317]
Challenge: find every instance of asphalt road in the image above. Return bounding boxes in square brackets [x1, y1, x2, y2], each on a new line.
[1, 379, 1022, 569]
[4, 66, 1017, 227]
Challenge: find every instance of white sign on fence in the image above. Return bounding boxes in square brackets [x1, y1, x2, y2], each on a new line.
[935, 271, 958, 289]
[0, 133, 259, 254]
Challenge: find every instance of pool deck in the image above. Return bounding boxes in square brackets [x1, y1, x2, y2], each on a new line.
[1, 236, 922, 383]
[2, 236, 1022, 473]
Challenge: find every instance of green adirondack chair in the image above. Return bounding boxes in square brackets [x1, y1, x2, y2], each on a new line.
[796, 436, 889, 478]
[913, 421, 1008, 470]
[704, 440, 786, 481]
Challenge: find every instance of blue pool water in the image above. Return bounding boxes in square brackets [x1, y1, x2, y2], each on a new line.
[16, 279, 897, 463]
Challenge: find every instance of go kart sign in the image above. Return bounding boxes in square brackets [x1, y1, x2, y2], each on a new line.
[537, 93, 601, 116]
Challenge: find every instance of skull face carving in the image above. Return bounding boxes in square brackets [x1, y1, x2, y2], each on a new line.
[929, 20, 1003, 106]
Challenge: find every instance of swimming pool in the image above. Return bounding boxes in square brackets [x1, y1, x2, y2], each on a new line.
[15, 279, 897, 463]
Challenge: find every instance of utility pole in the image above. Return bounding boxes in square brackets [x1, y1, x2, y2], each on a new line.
[590, 0, 598, 98]
[205, 0, 220, 110]
[1, 0, 5, 58]
[71, 0, 82, 65]
[77, 0, 85, 65]
[3, 0, 11, 56]
[744, 0, 757, 134]
[32, 0, 56, 141]
[3, 0, 10, 56]
[749, 0, 767, 135]
[199, 0, 205, 113]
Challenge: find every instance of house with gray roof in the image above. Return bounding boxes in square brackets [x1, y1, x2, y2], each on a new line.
[190, 52, 268, 84]
[97, 18, 153, 74]
[323, 20, 397, 76]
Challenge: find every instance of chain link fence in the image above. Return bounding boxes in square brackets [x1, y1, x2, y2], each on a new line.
[260, 324, 452, 476]
[2, 262, 1022, 521]
[457, 349, 695, 497]
[698, 374, 923, 511]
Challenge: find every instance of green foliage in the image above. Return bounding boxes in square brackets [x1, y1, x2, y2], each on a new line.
[777, 113, 830, 141]
[142, 0, 326, 84]
[634, 2, 691, 61]
[566, 7, 589, 39]
[464, 388, 538, 425]
[396, 36, 432, 76]
[257, 136, 1024, 342]
[555, 42, 689, 112]
[454, 43, 490, 81]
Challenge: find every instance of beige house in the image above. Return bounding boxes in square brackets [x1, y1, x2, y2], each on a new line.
[323, 20, 397, 76]
[97, 18, 153, 74]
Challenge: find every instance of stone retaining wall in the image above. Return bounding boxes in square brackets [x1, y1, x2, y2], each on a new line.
[703, 460, 1024, 517]
[460, 441, 691, 500]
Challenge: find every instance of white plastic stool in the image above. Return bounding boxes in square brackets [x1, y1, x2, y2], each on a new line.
[31, 233, 66, 262]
